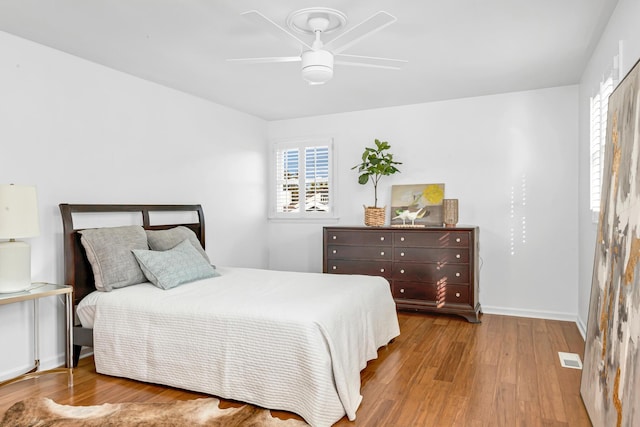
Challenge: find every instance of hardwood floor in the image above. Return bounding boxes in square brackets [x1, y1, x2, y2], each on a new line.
[0, 313, 592, 426]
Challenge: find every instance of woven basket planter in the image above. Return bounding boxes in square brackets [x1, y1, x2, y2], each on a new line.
[364, 206, 386, 227]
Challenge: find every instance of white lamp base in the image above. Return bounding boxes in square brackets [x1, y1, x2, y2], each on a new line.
[0, 240, 32, 293]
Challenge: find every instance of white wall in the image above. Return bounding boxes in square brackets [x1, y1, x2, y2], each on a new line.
[0, 31, 268, 381]
[577, 0, 640, 336]
[267, 85, 579, 320]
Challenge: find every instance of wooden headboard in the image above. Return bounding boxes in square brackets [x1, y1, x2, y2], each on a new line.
[59, 204, 205, 306]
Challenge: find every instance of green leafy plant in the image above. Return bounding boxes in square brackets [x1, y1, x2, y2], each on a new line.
[352, 139, 402, 208]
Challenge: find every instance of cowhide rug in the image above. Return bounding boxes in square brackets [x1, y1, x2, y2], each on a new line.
[0, 397, 310, 426]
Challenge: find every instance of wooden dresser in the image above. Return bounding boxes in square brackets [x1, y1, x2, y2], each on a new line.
[323, 226, 481, 323]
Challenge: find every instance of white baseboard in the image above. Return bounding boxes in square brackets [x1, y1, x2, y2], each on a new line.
[0, 354, 66, 383]
[576, 317, 587, 340]
[482, 305, 578, 322]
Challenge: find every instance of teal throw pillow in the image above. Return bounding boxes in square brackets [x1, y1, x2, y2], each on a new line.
[132, 239, 218, 290]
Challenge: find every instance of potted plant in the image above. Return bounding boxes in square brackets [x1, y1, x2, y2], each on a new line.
[352, 139, 402, 226]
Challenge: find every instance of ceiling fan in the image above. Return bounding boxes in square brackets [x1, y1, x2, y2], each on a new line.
[228, 7, 407, 85]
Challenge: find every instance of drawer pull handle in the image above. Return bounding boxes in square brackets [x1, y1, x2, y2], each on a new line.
[456, 254, 461, 259]
[456, 272, 461, 277]
[400, 252, 405, 257]
[456, 238, 461, 243]
[400, 237, 405, 241]
[400, 269, 405, 274]
[380, 251, 385, 256]
[332, 236, 337, 240]
[332, 250, 337, 254]
[380, 268, 385, 273]
[455, 292, 461, 298]
[332, 266, 337, 270]
[380, 236, 385, 241]
[400, 288, 405, 293]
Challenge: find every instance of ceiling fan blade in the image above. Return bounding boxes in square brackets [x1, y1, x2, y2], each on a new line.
[335, 61, 402, 70]
[324, 11, 397, 54]
[227, 56, 301, 64]
[241, 10, 312, 52]
[335, 53, 407, 70]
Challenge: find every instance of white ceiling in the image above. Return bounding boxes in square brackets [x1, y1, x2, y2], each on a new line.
[0, 0, 618, 121]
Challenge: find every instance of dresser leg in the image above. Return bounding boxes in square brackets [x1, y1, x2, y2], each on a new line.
[460, 312, 481, 323]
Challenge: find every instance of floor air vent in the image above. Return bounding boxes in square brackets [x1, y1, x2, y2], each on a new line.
[558, 352, 583, 369]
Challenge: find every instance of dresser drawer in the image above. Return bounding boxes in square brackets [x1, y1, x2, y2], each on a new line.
[393, 231, 470, 248]
[326, 230, 393, 246]
[393, 263, 469, 283]
[326, 260, 392, 278]
[394, 247, 469, 263]
[327, 245, 391, 260]
[392, 281, 470, 305]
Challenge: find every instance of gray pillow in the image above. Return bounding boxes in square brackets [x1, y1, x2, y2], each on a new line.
[132, 239, 218, 290]
[146, 226, 210, 263]
[79, 225, 148, 292]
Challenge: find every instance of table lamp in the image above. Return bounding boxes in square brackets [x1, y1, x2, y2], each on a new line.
[0, 184, 40, 293]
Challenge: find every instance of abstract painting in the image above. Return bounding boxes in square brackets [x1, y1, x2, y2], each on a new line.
[581, 58, 640, 427]
[390, 183, 444, 227]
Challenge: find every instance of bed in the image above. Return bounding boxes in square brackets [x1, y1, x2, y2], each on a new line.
[60, 204, 400, 427]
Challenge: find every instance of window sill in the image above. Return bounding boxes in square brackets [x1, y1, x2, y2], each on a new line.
[268, 216, 340, 224]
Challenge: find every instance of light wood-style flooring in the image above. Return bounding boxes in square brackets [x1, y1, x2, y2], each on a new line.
[0, 312, 592, 426]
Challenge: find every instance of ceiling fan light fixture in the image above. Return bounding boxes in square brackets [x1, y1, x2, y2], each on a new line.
[301, 49, 334, 85]
[302, 65, 333, 85]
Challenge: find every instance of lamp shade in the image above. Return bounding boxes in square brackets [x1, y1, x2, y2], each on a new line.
[0, 184, 40, 239]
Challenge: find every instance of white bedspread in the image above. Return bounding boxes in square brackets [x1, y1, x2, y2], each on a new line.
[78, 267, 400, 427]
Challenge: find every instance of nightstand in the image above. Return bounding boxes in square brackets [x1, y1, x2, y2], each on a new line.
[0, 283, 73, 387]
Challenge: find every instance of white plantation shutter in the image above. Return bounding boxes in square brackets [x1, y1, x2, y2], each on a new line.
[305, 146, 330, 211]
[275, 148, 300, 213]
[589, 70, 616, 221]
[271, 138, 334, 219]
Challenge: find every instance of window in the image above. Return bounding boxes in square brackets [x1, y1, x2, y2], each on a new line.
[271, 138, 334, 219]
[589, 55, 619, 221]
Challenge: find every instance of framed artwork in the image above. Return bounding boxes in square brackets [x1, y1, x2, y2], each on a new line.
[390, 183, 444, 227]
[580, 57, 640, 426]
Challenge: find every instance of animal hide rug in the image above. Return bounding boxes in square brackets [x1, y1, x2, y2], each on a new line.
[0, 397, 310, 426]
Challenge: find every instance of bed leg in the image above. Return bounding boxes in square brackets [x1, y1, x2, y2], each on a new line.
[73, 345, 82, 367]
